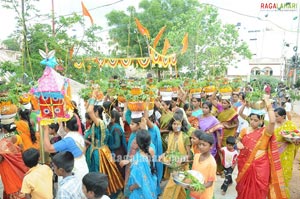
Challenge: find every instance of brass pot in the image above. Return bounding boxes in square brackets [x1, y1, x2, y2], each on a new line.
[250, 100, 266, 110]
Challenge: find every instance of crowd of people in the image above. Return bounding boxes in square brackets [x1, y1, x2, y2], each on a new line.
[0, 74, 299, 199]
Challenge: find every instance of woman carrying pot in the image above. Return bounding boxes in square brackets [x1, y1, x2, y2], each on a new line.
[236, 95, 287, 199]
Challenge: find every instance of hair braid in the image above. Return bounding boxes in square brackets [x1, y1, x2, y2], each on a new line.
[142, 145, 156, 175]
[20, 109, 37, 143]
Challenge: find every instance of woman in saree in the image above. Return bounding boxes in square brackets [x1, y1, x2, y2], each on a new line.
[160, 113, 192, 199]
[120, 112, 155, 198]
[198, 101, 223, 157]
[191, 97, 203, 117]
[155, 99, 173, 150]
[86, 98, 124, 197]
[15, 109, 40, 151]
[128, 129, 157, 199]
[236, 95, 287, 199]
[217, 98, 238, 147]
[106, 110, 127, 177]
[0, 122, 28, 199]
[274, 107, 298, 198]
[145, 109, 163, 195]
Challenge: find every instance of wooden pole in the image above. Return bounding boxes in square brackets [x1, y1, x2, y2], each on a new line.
[51, 0, 55, 36]
[39, 124, 46, 164]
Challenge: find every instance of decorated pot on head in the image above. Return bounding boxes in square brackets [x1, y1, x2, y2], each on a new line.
[190, 88, 202, 94]
[0, 101, 18, 116]
[0, 100, 17, 128]
[250, 100, 266, 110]
[127, 101, 147, 112]
[203, 85, 217, 96]
[192, 92, 201, 99]
[219, 86, 233, 99]
[19, 93, 33, 111]
[160, 88, 173, 100]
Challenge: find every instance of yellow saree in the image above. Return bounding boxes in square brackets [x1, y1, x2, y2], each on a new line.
[162, 132, 188, 199]
[274, 120, 297, 198]
[217, 108, 237, 146]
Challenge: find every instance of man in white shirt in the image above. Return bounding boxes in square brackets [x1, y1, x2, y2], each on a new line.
[237, 103, 251, 136]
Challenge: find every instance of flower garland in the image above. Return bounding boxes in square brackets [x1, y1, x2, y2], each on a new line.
[73, 47, 177, 69]
[0, 132, 16, 140]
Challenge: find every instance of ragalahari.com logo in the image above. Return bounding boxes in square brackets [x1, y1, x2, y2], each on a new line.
[260, 2, 297, 11]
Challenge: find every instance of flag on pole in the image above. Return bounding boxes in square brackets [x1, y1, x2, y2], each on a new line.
[181, 33, 188, 54]
[69, 45, 74, 60]
[135, 18, 150, 39]
[81, 1, 94, 25]
[153, 26, 166, 49]
[162, 38, 170, 55]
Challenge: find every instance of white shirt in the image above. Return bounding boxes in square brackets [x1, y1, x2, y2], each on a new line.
[237, 106, 251, 133]
[221, 147, 238, 168]
[285, 102, 292, 112]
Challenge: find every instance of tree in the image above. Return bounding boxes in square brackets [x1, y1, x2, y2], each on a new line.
[106, 0, 252, 78]
[2, 38, 20, 51]
[1, 0, 108, 83]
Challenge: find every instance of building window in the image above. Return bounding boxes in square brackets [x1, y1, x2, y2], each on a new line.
[251, 67, 261, 75]
[263, 67, 273, 76]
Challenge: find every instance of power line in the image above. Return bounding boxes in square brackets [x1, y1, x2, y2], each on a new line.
[27, 0, 125, 21]
[61, 0, 125, 17]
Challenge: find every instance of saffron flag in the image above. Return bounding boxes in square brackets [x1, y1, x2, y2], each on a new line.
[135, 18, 150, 39]
[181, 33, 188, 54]
[81, 1, 94, 25]
[153, 26, 166, 49]
[69, 45, 74, 60]
[162, 38, 170, 55]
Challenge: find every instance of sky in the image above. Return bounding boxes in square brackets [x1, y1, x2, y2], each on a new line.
[0, 0, 140, 40]
[1, 0, 300, 58]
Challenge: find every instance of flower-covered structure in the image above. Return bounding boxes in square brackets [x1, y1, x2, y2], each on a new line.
[31, 48, 72, 125]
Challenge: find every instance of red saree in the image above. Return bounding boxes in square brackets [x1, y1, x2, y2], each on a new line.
[236, 127, 287, 199]
[0, 138, 28, 199]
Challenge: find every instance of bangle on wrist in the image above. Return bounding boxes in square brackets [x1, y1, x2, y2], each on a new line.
[88, 98, 96, 105]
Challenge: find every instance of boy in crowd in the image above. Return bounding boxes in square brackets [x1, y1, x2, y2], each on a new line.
[82, 172, 110, 199]
[21, 148, 53, 199]
[52, 151, 83, 198]
[220, 136, 238, 195]
[190, 133, 217, 199]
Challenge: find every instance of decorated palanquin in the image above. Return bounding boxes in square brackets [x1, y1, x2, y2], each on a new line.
[31, 49, 73, 126]
[31, 66, 72, 125]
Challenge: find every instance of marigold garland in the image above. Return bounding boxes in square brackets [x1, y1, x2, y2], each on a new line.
[73, 47, 177, 69]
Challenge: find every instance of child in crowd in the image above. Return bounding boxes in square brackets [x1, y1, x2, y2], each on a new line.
[190, 133, 217, 199]
[220, 136, 238, 195]
[48, 123, 61, 196]
[82, 172, 110, 199]
[183, 103, 199, 129]
[48, 123, 61, 155]
[190, 129, 204, 154]
[128, 129, 157, 199]
[21, 148, 53, 199]
[52, 151, 83, 198]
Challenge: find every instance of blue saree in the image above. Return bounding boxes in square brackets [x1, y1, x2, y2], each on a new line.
[148, 125, 163, 195]
[128, 151, 157, 199]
